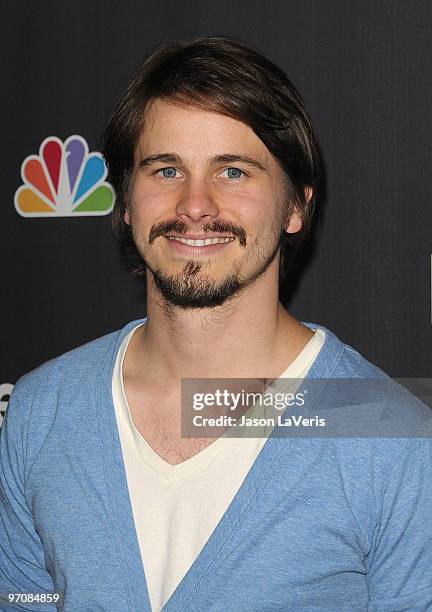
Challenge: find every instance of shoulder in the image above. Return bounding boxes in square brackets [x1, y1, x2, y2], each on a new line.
[14, 318, 143, 389]
[336, 334, 431, 434]
[304, 321, 393, 379]
[306, 322, 431, 431]
[1, 319, 144, 471]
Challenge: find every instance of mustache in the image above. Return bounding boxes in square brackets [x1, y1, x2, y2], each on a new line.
[148, 219, 247, 247]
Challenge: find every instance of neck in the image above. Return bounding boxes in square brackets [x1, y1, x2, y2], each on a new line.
[127, 264, 314, 382]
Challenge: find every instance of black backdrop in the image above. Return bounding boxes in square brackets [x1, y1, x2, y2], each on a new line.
[2, 0, 432, 423]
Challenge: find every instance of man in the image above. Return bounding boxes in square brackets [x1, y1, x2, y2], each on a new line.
[1, 36, 431, 612]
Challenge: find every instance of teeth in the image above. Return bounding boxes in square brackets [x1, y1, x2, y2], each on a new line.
[167, 237, 235, 246]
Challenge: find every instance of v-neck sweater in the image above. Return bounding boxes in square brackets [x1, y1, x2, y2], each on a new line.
[113, 322, 325, 611]
[1, 318, 431, 611]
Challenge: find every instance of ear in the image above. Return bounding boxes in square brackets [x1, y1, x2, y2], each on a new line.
[124, 210, 130, 225]
[284, 208, 302, 234]
[284, 185, 313, 234]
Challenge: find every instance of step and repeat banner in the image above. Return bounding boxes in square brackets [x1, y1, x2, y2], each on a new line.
[1, 1, 432, 425]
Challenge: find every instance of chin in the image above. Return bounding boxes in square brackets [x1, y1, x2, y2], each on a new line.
[151, 267, 245, 309]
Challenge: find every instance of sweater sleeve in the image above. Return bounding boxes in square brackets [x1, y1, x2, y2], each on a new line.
[0, 377, 57, 611]
[366, 418, 432, 611]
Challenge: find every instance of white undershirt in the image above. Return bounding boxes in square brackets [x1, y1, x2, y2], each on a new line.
[112, 323, 325, 612]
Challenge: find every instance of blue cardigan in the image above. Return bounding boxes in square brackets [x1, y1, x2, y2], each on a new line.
[1, 318, 431, 611]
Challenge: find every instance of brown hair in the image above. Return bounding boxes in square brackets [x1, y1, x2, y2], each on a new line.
[102, 35, 323, 280]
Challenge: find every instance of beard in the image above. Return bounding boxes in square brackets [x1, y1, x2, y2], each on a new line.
[152, 264, 243, 309]
[131, 213, 288, 310]
[151, 244, 277, 309]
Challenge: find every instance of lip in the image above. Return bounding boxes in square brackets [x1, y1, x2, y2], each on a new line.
[164, 235, 236, 255]
[165, 234, 235, 240]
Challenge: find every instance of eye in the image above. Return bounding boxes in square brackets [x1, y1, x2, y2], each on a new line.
[157, 167, 180, 179]
[221, 167, 245, 180]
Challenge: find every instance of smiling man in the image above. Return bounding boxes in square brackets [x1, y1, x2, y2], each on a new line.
[127, 99, 303, 313]
[1, 37, 432, 612]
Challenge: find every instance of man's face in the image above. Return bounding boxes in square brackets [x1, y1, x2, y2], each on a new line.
[126, 99, 302, 308]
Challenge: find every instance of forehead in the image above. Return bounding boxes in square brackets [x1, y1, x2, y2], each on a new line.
[135, 98, 273, 162]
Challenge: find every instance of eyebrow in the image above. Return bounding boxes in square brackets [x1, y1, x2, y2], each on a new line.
[138, 152, 267, 172]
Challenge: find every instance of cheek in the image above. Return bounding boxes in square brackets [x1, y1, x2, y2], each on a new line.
[232, 188, 278, 228]
[130, 178, 177, 223]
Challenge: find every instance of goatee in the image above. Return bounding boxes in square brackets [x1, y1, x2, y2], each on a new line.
[151, 236, 281, 309]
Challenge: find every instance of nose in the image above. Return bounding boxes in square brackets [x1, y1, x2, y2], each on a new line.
[175, 176, 220, 223]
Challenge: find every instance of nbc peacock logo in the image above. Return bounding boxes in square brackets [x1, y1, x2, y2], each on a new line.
[14, 135, 115, 217]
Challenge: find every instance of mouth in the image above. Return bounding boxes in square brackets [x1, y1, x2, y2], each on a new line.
[164, 234, 236, 255]
[166, 235, 236, 246]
